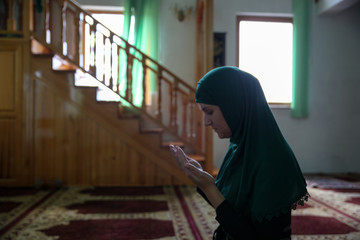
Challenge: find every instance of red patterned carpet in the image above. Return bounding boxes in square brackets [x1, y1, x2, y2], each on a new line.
[292, 174, 360, 239]
[1, 174, 360, 239]
[0, 186, 217, 239]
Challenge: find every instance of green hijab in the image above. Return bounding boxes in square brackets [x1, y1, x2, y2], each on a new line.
[195, 66, 308, 222]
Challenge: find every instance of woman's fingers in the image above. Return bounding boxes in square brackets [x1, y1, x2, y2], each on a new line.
[177, 146, 202, 170]
[176, 146, 189, 168]
[170, 145, 181, 168]
[169, 145, 205, 178]
[169, 145, 178, 160]
[169, 145, 188, 170]
[188, 158, 202, 170]
[176, 146, 188, 162]
[170, 145, 214, 189]
[184, 163, 200, 178]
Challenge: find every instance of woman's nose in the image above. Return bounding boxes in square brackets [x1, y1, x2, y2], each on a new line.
[204, 117, 211, 126]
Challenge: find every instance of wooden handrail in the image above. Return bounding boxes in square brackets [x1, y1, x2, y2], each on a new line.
[30, 0, 205, 155]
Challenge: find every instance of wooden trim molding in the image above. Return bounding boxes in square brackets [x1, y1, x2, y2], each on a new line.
[195, 0, 214, 173]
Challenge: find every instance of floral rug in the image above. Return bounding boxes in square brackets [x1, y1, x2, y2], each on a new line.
[1, 174, 360, 240]
[292, 174, 360, 239]
[0, 186, 217, 240]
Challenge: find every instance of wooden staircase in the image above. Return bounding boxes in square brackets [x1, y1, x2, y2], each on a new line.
[30, 40, 208, 186]
[0, 0, 215, 187]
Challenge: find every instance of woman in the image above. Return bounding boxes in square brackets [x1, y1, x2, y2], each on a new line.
[170, 66, 308, 239]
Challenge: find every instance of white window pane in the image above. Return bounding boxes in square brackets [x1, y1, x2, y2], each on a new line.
[93, 13, 124, 36]
[239, 21, 293, 103]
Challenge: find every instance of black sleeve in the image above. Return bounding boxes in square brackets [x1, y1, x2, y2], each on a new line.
[215, 200, 256, 239]
[196, 188, 257, 238]
[197, 188, 291, 239]
[216, 200, 292, 240]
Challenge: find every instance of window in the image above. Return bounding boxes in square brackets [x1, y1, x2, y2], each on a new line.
[91, 11, 135, 45]
[237, 16, 293, 105]
[92, 12, 124, 36]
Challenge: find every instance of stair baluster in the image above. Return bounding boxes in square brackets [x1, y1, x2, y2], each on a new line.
[31, 0, 208, 162]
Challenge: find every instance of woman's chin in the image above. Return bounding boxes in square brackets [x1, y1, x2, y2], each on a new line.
[217, 132, 225, 139]
[217, 132, 231, 139]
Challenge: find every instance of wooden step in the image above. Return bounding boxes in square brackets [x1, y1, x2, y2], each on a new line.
[53, 67, 77, 74]
[31, 38, 53, 55]
[53, 68, 76, 75]
[96, 101, 120, 116]
[140, 127, 164, 134]
[76, 86, 98, 101]
[31, 52, 54, 58]
[162, 141, 185, 148]
[52, 54, 77, 71]
[118, 105, 142, 119]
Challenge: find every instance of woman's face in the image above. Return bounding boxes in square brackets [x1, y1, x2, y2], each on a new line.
[198, 103, 232, 139]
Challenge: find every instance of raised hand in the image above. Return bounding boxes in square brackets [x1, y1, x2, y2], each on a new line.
[169, 145, 202, 169]
[169, 145, 224, 208]
[169, 145, 214, 188]
[169, 145, 188, 171]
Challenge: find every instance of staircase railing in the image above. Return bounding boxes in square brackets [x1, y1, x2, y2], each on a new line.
[30, 0, 205, 155]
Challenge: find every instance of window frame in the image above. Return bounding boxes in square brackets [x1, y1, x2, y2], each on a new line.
[236, 15, 293, 108]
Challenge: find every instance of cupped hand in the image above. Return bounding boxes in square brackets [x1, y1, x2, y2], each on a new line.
[169, 145, 224, 208]
[169, 145, 202, 170]
[169, 145, 187, 170]
[169, 145, 214, 189]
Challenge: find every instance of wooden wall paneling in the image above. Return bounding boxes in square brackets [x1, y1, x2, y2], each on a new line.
[126, 147, 140, 185]
[21, 39, 35, 186]
[54, 94, 64, 184]
[89, 120, 99, 185]
[96, 127, 112, 185]
[116, 141, 127, 184]
[104, 136, 124, 186]
[143, 156, 154, 185]
[33, 77, 75, 185]
[113, 136, 128, 185]
[0, 41, 26, 186]
[72, 103, 86, 184]
[0, 42, 23, 116]
[88, 125, 131, 186]
[102, 125, 113, 185]
[141, 151, 166, 186]
[58, 102, 70, 184]
[140, 152, 154, 185]
[0, 50, 15, 111]
[34, 80, 55, 184]
[104, 127, 119, 184]
[78, 110, 94, 184]
[195, 0, 214, 174]
[0, 119, 15, 180]
[72, 103, 90, 185]
[56, 99, 81, 185]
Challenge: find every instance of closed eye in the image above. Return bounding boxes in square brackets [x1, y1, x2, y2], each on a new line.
[205, 110, 213, 115]
[201, 107, 213, 115]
